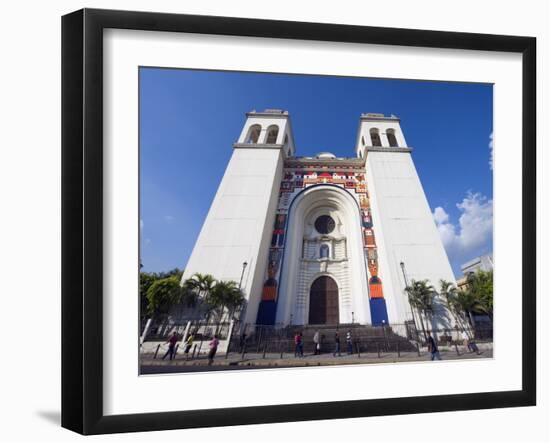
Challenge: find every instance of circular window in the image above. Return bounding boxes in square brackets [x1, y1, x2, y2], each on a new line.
[315, 215, 335, 234]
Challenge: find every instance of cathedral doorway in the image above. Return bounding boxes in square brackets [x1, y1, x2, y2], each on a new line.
[308, 276, 339, 324]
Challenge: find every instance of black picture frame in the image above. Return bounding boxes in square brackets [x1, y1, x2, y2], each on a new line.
[61, 8, 536, 435]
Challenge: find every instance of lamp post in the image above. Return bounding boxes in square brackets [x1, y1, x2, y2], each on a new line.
[400, 261, 420, 340]
[234, 261, 248, 331]
[238, 261, 248, 290]
[399, 261, 409, 287]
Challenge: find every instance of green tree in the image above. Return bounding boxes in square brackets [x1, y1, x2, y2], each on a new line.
[139, 268, 184, 318]
[184, 273, 216, 318]
[439, 279, 472, 337]
[157, 268, 183, 280]
[139, 272, 158, 319]
[405, 279, 435, 341]
[146, 276, 183, 319]
[208, 280, 245, 323]
[465, 270, 493, 320]
[455, 270, 493, 329]
[140, 274, 184, 342]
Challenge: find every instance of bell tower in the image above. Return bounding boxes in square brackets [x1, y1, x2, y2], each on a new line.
[355, 113, 408, 158]
[182, 110, 294, 324]
[236, 109, 295, 158]
[357, 113, 455, 330]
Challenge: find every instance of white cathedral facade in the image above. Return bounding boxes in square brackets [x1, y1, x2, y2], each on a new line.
[182, 109, 455, 329]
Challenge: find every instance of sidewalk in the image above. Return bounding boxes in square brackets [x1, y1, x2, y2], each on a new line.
[140, 343, 493, 372]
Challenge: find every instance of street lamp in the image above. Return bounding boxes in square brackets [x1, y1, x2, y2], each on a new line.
[400, 261, 420, 340]
[234, 261, 248, 331]
[399, 261, 409, 287]
[238, 261, 248, 290]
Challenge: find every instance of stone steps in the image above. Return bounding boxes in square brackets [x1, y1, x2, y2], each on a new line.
[231, 324, 418, 353]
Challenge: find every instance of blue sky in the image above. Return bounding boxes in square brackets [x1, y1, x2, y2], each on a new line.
[140, 68, 493, 278]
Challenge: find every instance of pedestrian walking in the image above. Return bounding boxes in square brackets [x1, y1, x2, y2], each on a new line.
[313, 330, 320, 355]
[461, 330, 481, 354]
[346, 329, 353, 354]
[461, 330, 471, 352]
[333, 331, 341, 357]
[183, 333, 194, 359]
[162, 331, 179, 361]
[469, 340, 480, 355]
[294, 332, 303, 357]
[239, 332, 247, 353]
[427, 331, 441, 361]
[207, 335, 219, 366]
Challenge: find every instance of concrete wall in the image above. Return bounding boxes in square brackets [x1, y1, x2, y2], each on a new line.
[182, 146, 284, 324]
[366, 150, 455, 329]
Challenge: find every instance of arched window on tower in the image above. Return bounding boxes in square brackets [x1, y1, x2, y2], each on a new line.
[266, 125, 279, 144]
[320, 244, 330, 259]
[370, 128, 382, 146]
[387, 129, 398, 147]
[283, 134, 290, 156]
[246, 124, 261, 144]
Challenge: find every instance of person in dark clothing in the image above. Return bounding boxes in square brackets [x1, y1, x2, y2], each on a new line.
[333, 331, 341, 357]
[427, 331, 441, 360]
[239, 332, 247, 353]
[294, 332, 304, 357]
[162, 331, 179, 361]
[346, 330, 353, 354]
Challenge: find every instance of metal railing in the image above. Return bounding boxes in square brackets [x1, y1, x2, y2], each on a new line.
[140, 320, 492, 361]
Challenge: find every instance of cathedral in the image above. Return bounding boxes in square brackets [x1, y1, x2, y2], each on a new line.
[181, 109, 455, 329]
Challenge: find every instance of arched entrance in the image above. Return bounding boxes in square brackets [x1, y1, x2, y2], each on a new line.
[309, 276, 339, 324]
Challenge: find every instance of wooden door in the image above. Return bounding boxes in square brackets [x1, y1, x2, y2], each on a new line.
[309, 276, 339, 325]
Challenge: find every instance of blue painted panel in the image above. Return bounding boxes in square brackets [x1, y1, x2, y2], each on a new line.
[256, 300, 277, 325]
[370, 298, 389, 326]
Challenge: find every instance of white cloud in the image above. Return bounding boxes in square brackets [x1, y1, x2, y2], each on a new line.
[433, 192, 493, 264]
[489, 132, 494, 170]
[433, 206, 449, 225]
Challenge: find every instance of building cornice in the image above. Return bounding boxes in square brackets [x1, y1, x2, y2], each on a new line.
[285, 157, 366, 168]
[233, 143, 284, 150]
[360, 114, 401, 122]
[245, 112, 289, 119]
[366, 146, 413, 153]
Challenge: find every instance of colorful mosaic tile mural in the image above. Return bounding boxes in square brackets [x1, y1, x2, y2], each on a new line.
[257, 161, 387, 323]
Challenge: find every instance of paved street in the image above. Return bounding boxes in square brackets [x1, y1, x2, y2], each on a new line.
[140, 344, 492, 374]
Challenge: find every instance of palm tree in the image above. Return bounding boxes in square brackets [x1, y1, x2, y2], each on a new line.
[453, 290, 479, 328]
[181, 273, 217, 322]
[440, 279, 480, 342]
[186, 273, 216, 297]
[405, 279, 435, 341]
[465, 270, 493, 322]
[452, 273, 493, 339]
[208, 280, 245, 333]
[439, 279, 467, 332]
[180, 280, 200, 308]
